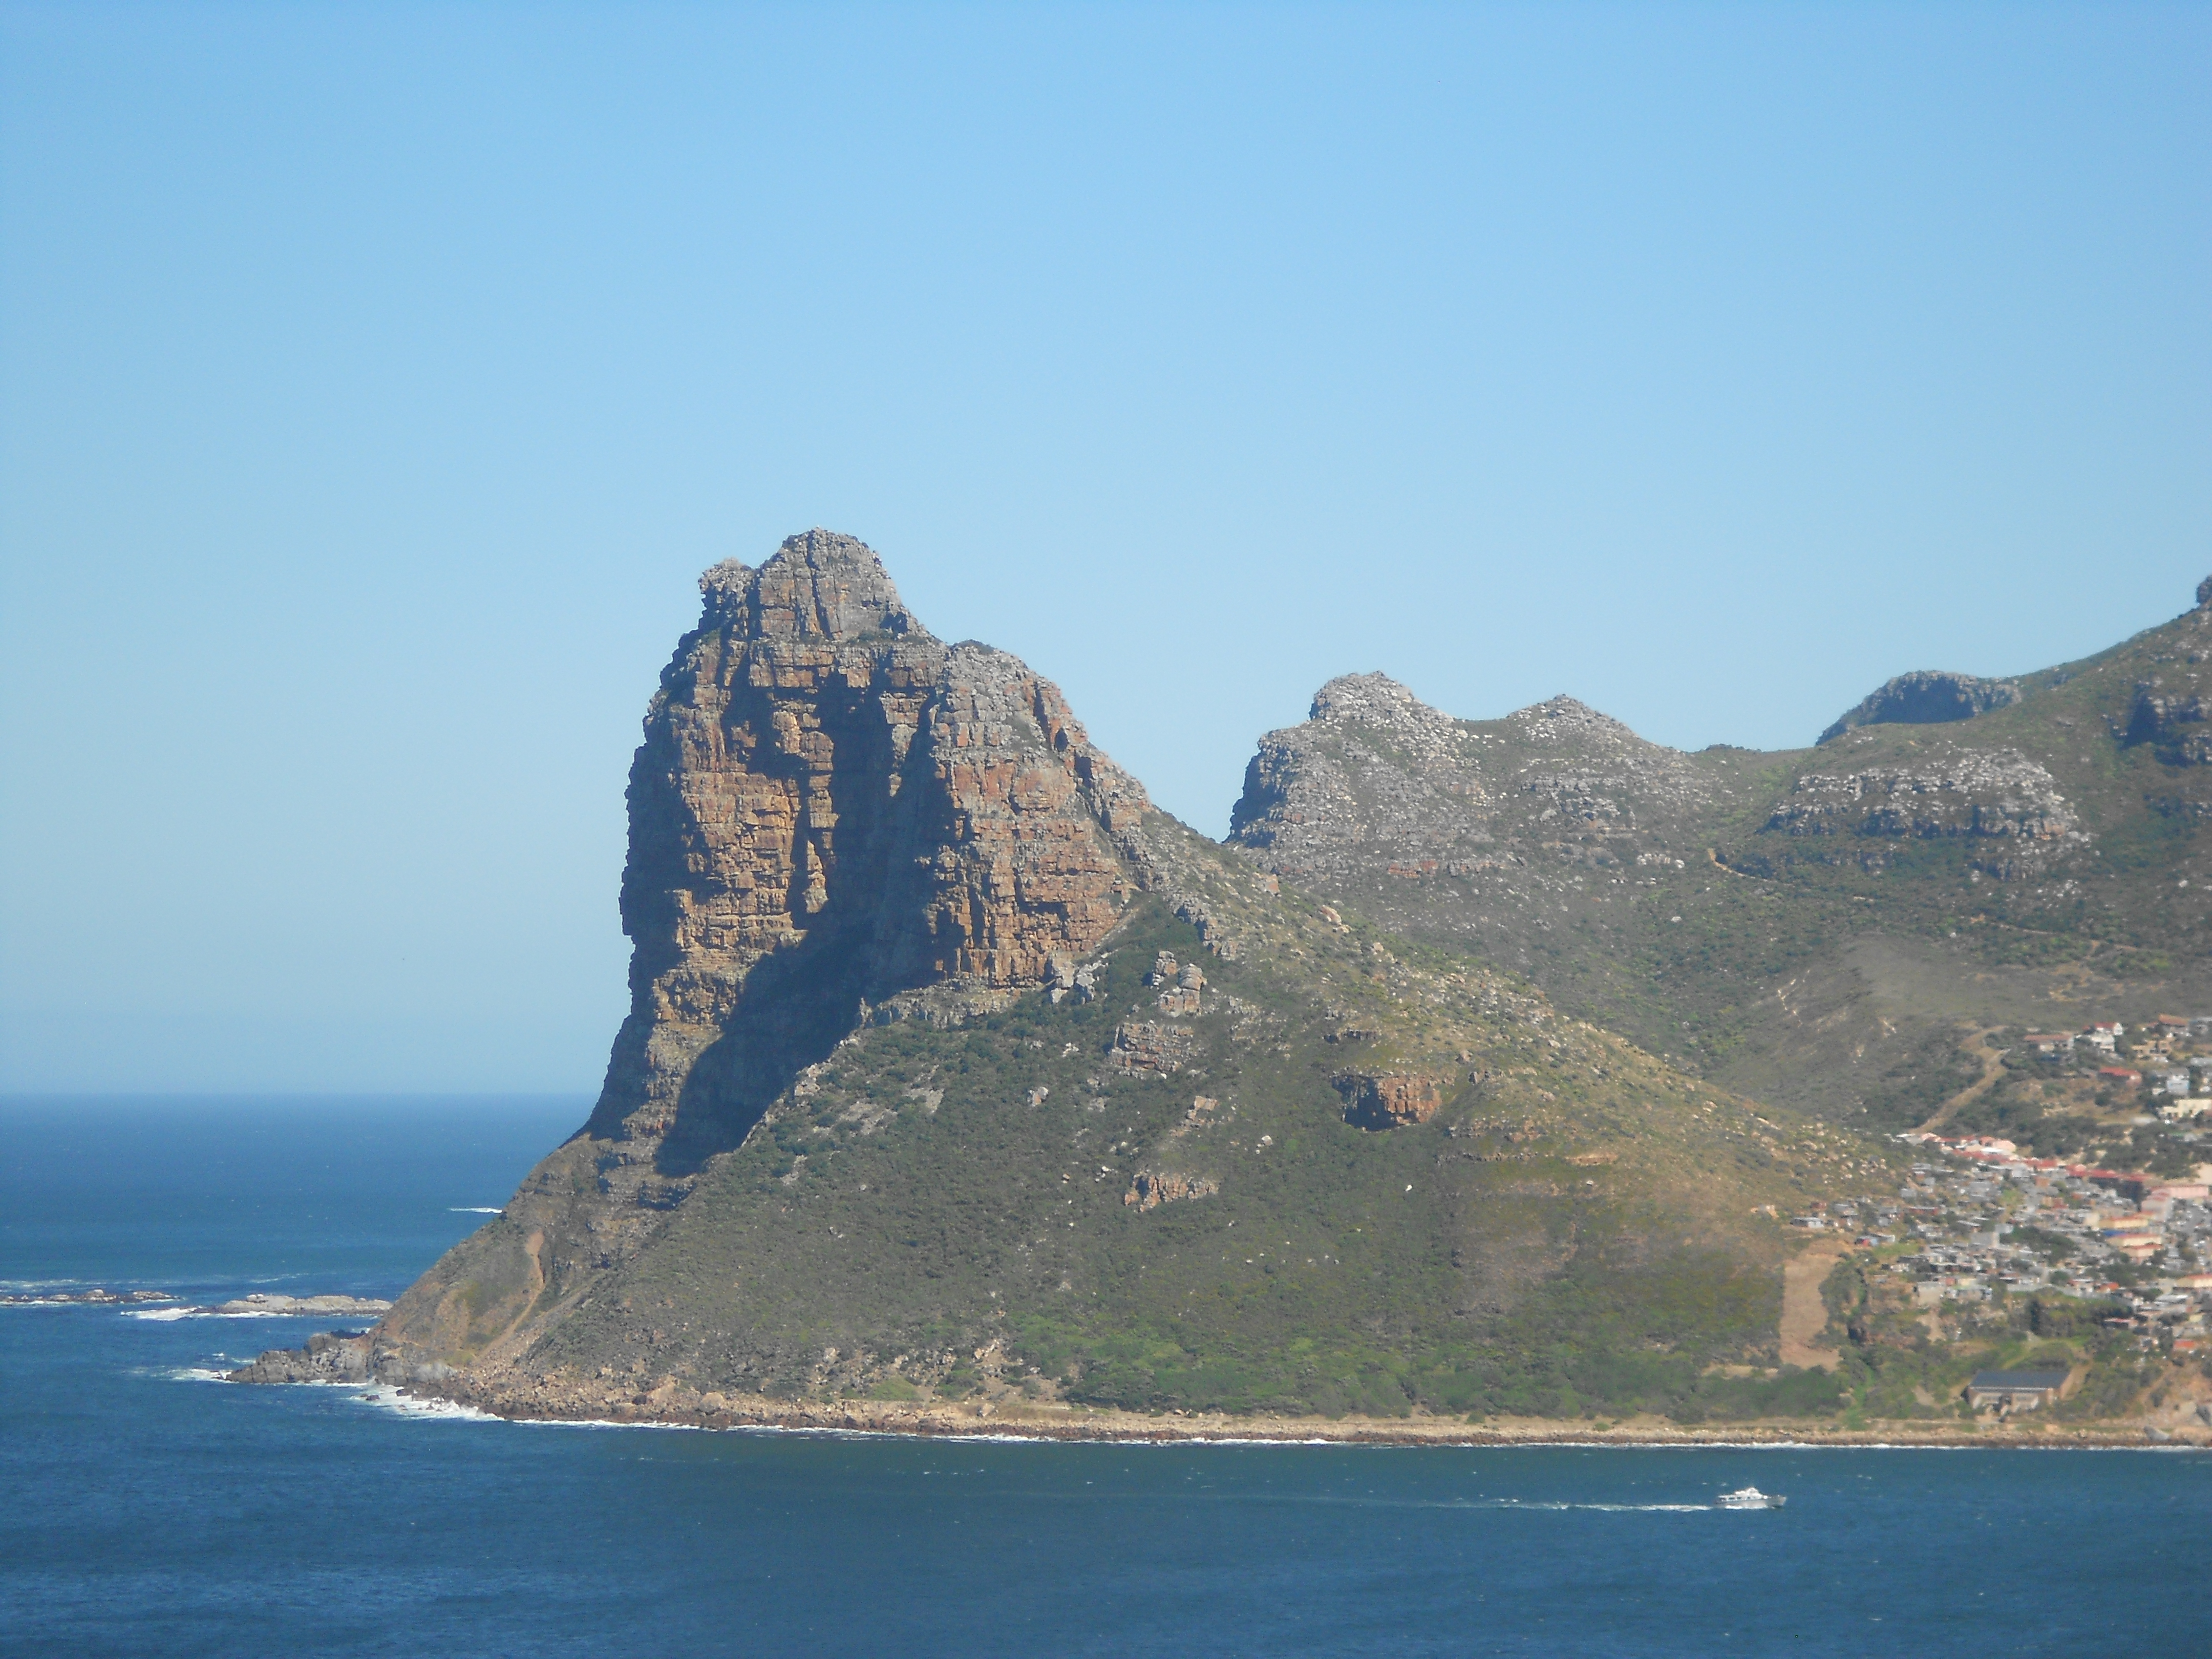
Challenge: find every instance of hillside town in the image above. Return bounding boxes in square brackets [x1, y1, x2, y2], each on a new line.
[1791, 1016, 2212, 1377]
[2016, 1013, 2212, 1120]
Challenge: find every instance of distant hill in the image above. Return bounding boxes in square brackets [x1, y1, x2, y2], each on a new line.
[1227, 587, 2212, 1160]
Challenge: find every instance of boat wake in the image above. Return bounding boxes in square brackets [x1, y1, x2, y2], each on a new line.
[1480, 1499, 1713, 1512]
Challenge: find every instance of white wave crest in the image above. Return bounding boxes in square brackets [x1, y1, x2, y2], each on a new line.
[122, 1307, 289, 1321]
[352, 1384, 500, 1422]
[449, 1207, 503, 1214]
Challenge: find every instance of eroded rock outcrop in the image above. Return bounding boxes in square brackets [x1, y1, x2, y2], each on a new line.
[1335, 1070, 1443, 1130]
[227, 1330, 373, 1385]
[1818, 671, 2020, 745]
[2127, 685, 2211, 764]
[1109, 1018, 1198, 1073]
[1229, 676, 1717, 884]
[1763, 748, 2077, 841]
[1124, 1171, 1220, 1210]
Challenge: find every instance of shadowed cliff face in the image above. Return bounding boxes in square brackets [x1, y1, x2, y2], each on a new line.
[591, 529, 1153, 1175]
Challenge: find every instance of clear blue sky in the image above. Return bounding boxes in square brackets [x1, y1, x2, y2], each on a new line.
[2, 3, 2205, 1093]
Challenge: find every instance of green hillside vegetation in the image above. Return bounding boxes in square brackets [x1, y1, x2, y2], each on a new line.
[423, 871, 1887, 1421]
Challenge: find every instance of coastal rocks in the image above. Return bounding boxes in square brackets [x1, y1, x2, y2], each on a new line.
[1818, 671, 2022, 745]
[227, 1330, 373, 1385]
[1124, 1171, 1220, 1210]
[1336, 1070, 1443, 1130]
[207, 1293, 393, 1318]
[1762, 749, 2076, 842]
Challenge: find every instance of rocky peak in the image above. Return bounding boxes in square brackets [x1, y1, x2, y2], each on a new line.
[699, 528, 926, 641]
[1818, 670, 2020, 745]
[1505, 695, 1640, 747]
[1309, 672, 1426, 725]
[591, 531, 1154, 1180]
[2197, 574, 2212, 610]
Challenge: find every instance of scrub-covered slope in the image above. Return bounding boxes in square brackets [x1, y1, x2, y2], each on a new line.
[1229, 581, 2212, 1137]
[370, 533, 1857, 1422]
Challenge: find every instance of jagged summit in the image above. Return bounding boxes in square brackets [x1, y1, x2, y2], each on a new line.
[699, 528, 926, 641]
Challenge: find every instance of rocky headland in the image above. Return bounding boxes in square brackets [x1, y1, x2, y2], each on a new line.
[233, 538, 2212, 1443]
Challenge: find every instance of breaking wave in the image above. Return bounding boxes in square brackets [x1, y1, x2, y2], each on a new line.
[122, 1307, 279, 1322]
[351, 1384, 501, 1422]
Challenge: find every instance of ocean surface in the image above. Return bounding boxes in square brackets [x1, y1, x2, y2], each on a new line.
[3, 1096, 2207, 1657]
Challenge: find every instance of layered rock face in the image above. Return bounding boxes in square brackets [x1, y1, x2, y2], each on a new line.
[1763, 749, 2079, 842]
[1818, 670, 2022, 745]
[591, 528, 1153, 1174]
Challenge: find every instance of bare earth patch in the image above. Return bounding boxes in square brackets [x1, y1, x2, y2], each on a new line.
[1779, 1241, 1850, 1371]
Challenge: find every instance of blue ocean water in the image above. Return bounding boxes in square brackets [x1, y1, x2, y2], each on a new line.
[2, 1097, 2206, 1657]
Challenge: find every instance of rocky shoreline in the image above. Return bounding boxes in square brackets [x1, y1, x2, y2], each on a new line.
[337, 1364, 2212, 1450]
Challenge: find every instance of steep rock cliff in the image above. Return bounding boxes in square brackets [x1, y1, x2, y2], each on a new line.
[378, 530, 1160, 1367]
[591, 529, 1151, 1178]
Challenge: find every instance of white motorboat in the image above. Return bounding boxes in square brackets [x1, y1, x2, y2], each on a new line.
[1716, 1486, 1785, 1509]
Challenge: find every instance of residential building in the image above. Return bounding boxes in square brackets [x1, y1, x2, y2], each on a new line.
[1967, 1369, 2071, 1410]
